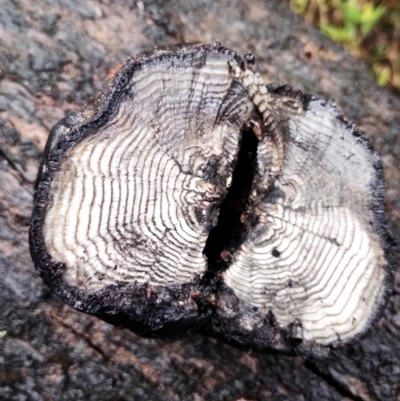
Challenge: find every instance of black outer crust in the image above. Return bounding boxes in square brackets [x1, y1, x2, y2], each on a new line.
[29, 43, 240, 340]
[29, 45, 397, 354]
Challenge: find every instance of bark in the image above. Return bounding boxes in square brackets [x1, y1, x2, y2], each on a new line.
[1, 0, 400, 400]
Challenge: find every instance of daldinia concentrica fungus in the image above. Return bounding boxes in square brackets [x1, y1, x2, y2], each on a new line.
[30, 43, 393, 353]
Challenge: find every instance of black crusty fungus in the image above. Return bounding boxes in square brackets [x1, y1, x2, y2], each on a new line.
[30, 43, 394, 354]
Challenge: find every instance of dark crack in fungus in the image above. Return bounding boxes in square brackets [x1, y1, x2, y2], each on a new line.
[29, 43, 394, 354]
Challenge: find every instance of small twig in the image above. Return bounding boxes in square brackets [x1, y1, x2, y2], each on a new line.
[304, 360, 366, 401]
[48, 313, 109, 361]
[385, 199, 400, 221]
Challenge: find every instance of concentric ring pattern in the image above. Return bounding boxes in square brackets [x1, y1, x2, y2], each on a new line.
[223, 98, 386, 344]
[31, 44, 391, 348]
[43, 50, 253, 290]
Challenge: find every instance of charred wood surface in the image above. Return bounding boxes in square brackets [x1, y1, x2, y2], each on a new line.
[1, 1, 400, 400]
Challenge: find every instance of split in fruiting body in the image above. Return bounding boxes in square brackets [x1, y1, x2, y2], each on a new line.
[30, 43, 394, 354]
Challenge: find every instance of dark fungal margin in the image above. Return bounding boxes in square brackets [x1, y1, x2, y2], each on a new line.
[30, 43, 395, 355]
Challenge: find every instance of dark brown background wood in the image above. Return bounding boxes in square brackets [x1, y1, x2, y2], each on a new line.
[1, 1, 400, 400]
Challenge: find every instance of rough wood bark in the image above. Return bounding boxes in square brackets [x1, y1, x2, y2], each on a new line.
[0, 1, 399, 400]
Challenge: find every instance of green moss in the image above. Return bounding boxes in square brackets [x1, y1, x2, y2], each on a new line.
[290, 0, 400, 91]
